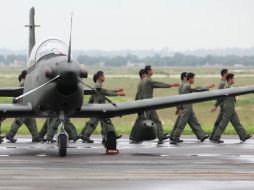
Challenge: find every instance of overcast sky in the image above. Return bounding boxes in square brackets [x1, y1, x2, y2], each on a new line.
[0, 0, 254, 51]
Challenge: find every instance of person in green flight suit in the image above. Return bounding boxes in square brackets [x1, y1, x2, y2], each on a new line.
[170, 72, 215, 144]
[79, 71, 125, 143]
[38, 117, 79, 143]
[209, 68, 228, 141]
[170, 72, 187, 143]
[139, 65, 180, 144]
[212, 73, 251, 143]
[129, 69, 146, 142]
[5, 70, 43, 143]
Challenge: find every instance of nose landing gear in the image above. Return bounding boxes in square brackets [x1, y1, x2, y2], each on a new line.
[57, 113, 68, 157]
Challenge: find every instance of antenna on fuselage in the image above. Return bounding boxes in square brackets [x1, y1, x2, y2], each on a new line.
[67, 12, 73, 63]
[25, 7, 40, 58]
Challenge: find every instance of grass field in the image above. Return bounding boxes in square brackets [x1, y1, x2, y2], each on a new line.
[0, 66, 254, 136]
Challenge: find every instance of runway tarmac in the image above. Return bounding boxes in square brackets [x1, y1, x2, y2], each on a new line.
[0, 136, 253, 190]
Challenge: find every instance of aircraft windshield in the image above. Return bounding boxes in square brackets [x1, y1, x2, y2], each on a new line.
[29, 38, 68, 65]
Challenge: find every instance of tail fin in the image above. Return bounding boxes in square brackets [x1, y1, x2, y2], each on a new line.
[25, 7, 40, 57]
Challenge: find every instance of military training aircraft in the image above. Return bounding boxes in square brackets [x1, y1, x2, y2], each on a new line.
[0, 7, 254, 157]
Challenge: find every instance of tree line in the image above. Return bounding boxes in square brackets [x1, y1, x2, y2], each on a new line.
[0, 53, 254, 66]
[77, 53, 254, 66]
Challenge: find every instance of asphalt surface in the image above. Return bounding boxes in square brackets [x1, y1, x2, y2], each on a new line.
[0, 136, 254, 189]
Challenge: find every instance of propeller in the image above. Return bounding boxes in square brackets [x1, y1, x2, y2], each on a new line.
[15, 75, 60, 101]
[67, 13, 73, 63]
[79, 79, 117, 107]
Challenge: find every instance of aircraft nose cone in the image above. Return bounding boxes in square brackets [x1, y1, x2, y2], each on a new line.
[57, 61, 79, 78]
[56, 61, 79, 96]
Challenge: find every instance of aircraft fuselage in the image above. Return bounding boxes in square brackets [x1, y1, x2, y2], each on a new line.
[22, 54, 84, 117]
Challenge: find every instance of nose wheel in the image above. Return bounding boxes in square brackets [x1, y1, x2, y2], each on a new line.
[57, 113, 68, 157]
[58, 133, 67, 157]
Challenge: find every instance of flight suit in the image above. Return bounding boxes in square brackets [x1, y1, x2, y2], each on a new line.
[130, 79, 144, 141]
[6, 117, 40, 141]
[135, 79, 143, 101]
[80, 81, 118, 140]
[170, 81, 185, 137]
[171, 84, 208, 140]
[213, 84, 248, 141]
[39, 117, 79, 141]
[6, 80, 41, 141]
[139, 76, 171, 140]
[209, 79, 227, 140]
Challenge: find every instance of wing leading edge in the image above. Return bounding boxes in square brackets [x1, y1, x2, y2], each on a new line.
[0, 87, 23, 97]
[0, 104, 35, 118]
[74, 85, 254, 118]
[0, 85, 253, 118]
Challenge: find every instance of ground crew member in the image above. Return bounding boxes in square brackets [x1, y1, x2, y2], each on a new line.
[170, 72, 215, 144]
[139, 65, 180, 144]
[129, 69, 146, 142]
[209, 68, 228, 141]
[212, 73, 251, 143]
[170, 72, 187, 143]
[38, 117, 79, 142]
[135, 69, 146, 100]
[5, 70, 43, 143]
[79, 71, 125, 143]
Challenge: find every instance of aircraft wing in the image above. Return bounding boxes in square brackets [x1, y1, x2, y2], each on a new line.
[0, 104, 36, 118]
[0, 87, 23, 97]
[84, 89, 96, 95]
[73, 85, 254, 118]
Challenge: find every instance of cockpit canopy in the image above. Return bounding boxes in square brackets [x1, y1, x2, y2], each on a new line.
[28, 37, 68, 66]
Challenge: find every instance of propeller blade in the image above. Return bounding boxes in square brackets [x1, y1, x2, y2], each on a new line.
[15, 75, 60, 101]
[67, 13, 73, 63]
[79, 79, 117, 107]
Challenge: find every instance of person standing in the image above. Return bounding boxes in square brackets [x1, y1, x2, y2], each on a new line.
[5, 70, 43, 143]
[38, 117, 79, 143]
[209, 68, 228, 141]
[212, 73, 251, 143]
[129, 69, 146, 142]
[79, 71, 125, 143]
[170, 72, 215, 144]
[170, 72, 187, 143]
[139, 65, 180, 144]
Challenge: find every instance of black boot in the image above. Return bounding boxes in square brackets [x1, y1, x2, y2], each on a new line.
[212, 139, 224, 144]
[170, 137, 183, 143]
[32, 136, 44, 143]
[80, 136, 94, 143]
[0, 136, 4, 143]
[44, 137, 56, 143]
[158, 135, 170, 144]
[116, 135, 122, 139]
[6, 135, 17, 143]
[241, 134, 252, 142]
[200, 134, 210, 142]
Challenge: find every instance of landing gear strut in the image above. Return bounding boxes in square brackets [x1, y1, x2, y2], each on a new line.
[57, 113, 68, 157]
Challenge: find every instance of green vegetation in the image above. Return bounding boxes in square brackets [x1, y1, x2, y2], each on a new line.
[77, 54, 254, 66]
[2, 53, 254, 67]
[0, 66, 254, 136]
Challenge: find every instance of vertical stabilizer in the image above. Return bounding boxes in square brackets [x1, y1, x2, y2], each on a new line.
[25, 7, 40, 57]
